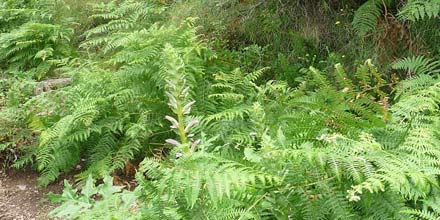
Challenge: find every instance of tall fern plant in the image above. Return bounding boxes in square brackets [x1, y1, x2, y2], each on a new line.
[353, 0, 439, 37]
[0, 0, 76, 168]
[0, 0, 75, 79]
[31, 13, 213, 185]
[80, 0, 166, 54]
[49, 57, 440, 219]
[398, 0, 440, 21]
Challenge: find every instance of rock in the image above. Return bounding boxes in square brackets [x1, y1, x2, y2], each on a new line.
[17, 185, 27, 191]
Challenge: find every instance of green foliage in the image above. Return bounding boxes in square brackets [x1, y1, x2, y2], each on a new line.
[399, 0, 440, 21]
[0, 0, 32, 33]
[49, 175, 138, 219]
[135, 152, 275, 219]
[80, 0, 166, 53]
[352, 0, 389, 37]
[0, 0, 75, 79]
[392, 55, 440, 76]
[353, 0, 439, 37]
[30, 2, 212, 185]
[1, 0, 440, 219]
[0, 22, 73, 79]
[50, 56, 440, 218]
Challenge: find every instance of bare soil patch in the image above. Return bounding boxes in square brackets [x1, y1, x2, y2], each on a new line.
[0, 168, 64, 220]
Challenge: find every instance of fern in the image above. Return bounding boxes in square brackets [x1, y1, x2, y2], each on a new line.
[47, 55, 440, 219]
[27, 8, 213, 185]
[405, 209, 440, 220]
[352, 0, 385, 37]
[1, 1, 439, 219]
[135, 151, 275, 219]
[0, 0, 74, 79]
[393, 55, 440, 76]
[399, 0, 440, 21]
[80, 0, 166, 53]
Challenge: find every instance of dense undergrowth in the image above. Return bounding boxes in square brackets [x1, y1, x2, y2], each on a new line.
[1, 0, 440, 219]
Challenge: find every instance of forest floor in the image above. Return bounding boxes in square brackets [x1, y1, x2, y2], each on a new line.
[0, 167, 64, 220]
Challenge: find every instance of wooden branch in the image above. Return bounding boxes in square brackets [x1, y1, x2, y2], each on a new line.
[34, 78, 72, 95]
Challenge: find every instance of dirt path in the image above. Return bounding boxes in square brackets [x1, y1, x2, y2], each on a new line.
[0, 168, 63, 220]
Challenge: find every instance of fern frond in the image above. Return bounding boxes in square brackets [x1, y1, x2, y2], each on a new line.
[404, 209, 440, 220]
[399, 0, 440, 21]
[352, 0, 384, 37]
[392, 56, 440, 76]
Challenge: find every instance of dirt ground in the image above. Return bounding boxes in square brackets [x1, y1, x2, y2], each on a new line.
[0, 168, 64, 220]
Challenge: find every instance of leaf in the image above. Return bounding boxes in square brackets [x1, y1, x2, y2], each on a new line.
[244, 147, 262, 163]
[98, 175, 123, 199]
[81, 174, 98, 199]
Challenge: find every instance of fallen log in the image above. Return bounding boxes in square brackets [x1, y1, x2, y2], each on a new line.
[34, 78, 72, 95]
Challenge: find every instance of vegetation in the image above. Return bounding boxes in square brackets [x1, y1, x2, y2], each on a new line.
[0, 0, 439, 219]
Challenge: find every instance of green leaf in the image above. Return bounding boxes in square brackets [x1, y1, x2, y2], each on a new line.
[98, 175, 123, 199]
[81, 174, 98, 199]
[244, 147, 262, 163]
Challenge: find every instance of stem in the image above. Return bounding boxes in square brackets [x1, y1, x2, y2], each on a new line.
[176, 102, 187, 146]
[238, 192, 267, 220]
[394, 116, 414, 149]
